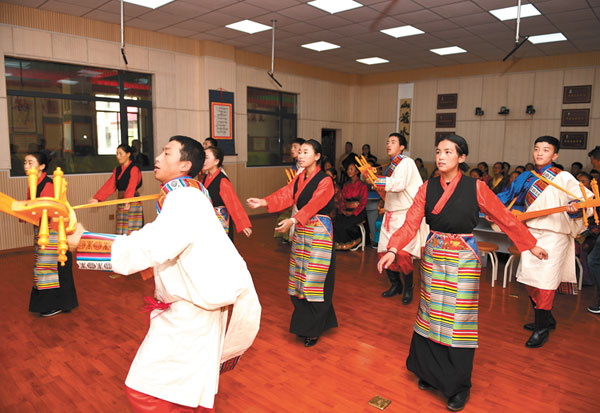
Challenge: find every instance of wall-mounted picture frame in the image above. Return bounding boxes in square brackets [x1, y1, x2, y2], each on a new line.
[559, 132, 588, 149]
[563, 85, 592, 104]
[435, 112, 456, 128]
[561, 109, 590, 127]
[437, 93, 458, 110]
[435, 131, 455, 141]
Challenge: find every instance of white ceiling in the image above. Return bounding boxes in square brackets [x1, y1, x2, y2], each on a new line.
[5, 0, 600, 74]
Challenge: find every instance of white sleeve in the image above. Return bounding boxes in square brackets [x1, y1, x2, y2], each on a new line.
[110, 188, 201, 275]
[385, 157, 414, 193]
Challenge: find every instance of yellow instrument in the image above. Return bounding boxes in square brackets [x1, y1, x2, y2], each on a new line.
[354, 155, 378, 186]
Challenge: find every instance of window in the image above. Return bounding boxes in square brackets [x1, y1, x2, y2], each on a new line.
[247, 87, 297, 167]
[5, 57, 153, 176]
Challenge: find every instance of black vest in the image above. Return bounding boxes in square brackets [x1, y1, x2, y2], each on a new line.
[203, 171, 229, 207]
[116, 162, 142, 192]
[424, 175, 479, 234]
[293, 170, 334, 216]
[36, 175, 53, 198]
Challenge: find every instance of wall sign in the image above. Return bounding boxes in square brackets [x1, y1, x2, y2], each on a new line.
[437, 93, 458, 110]
[561, 108, 590, 127]
[559, 132, 587, 149]
[209, 89, 235, 155]
[563, 85, 592, 104]
[435, 112, 456, 128]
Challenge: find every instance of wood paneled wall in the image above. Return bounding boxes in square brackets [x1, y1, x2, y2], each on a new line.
[1, 5, 599, 250]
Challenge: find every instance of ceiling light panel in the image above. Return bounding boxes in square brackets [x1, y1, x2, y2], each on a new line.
[308, 0, 363, 14]
[430, 46, 467, 55]
[356, 57, 389, 65]
[489, 4, 541, 21]
[528, 32, 567, 44]
[381, 25, 424, 38]
[226, 20, 272, 34]
[302, 41, 341, 52]
[124, 0, 174, 9]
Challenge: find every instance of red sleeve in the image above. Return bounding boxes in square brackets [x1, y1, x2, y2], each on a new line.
[353, 182, 368, 216]
[94, 169, 117, 201]
[220, 179, 252, 232]
[387, 181, 428, 251]
[124, 166, 141, 198]
[476, 180, 537, 252]
[294, 178, 335, 226]
[265, 178, 296, 214]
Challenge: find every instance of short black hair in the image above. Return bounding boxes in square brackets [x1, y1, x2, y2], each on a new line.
[117, 143, 132, 154]
[577, 172, 591, 181]
[206, 146, 224, 168]
[477, 162, 488, 172]
[470, 168, 483, 178]
[303, 139, 324, 167]
[534, 135, 560, 153]
[169, 135, 205, 177]
[588, 146, 600, 161]
[292, 138, 305, 146]
[572, 161, 583, 169]
[27, 151, 50, 169]
[389, 132, 408, 148]
[204, 137, 218, 148]
[435, 134, 469, 157]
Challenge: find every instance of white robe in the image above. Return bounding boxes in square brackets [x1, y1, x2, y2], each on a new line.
[516, 171, 592, 290]
[377, 156, 429, 258]
[110, 186, 261, 408]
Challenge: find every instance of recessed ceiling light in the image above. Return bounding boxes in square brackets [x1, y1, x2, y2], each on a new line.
[430, 46, 467, 55]
[226, 20, 272, 34]
[528, 32, 567, 44]
[356, 57, 389, 65]
[124, 0, 174, 9]
[489, 4, 541, 21]
[308, 0, 363, 14]
[381, 25, 424, 38]
[301, 41, 340, 52]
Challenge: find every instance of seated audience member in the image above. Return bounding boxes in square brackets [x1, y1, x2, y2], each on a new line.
[515, 165, 526, 173]
[333, 163, 367, 251]
[430, 168, 440, 179]
[525, 162, 534, 171]
[577, 172, 592, 190]
[571, 161, 583, 176]
[591, 169, 600, 183]
[477, 162, 491, 184]
[469, 168, 484, 180]
[502, 162, 511, 176]
[361, 144, 379, 166]
[489, 162, 509, 194]
[415, 157, 428, 181]
[509, 170, 520, 184]
[322, 155, 334, 172]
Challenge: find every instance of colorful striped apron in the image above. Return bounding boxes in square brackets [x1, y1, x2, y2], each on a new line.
[288, 214, 333, 302]
[415, 231, 481, 348]
[116, 191, 143, 235]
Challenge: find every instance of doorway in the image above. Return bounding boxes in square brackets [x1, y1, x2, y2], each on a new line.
[321, 128, 336, 169]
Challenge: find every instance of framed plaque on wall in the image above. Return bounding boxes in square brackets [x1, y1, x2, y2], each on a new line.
[563, 85, 592, 104]
[561, 109, 590, 127]
[435, 131, 455, 141]
[435, 112, 456, 128]
[559, 132, 587, 150]
[437, 94, 458, 110]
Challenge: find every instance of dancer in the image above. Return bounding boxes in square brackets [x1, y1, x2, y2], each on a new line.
[24, 152, 78, 317]
[68, 136, 261, 411]
[202, 146, 252, 240]
[497, 136, 591, 347]
[247, 139, 337, 347]
[375, 132, 428, 304]
[333, 162, 367, 251]
[378, 134, 547, 411]
[89, 144, 143, 235]
[274, 138, 305, 243]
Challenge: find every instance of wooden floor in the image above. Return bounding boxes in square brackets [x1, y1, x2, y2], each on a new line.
[1, 215, 599, 412]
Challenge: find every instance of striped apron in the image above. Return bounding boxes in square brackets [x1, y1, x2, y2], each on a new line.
[416, 231, 481, 348]
[116, 191, 143, 235]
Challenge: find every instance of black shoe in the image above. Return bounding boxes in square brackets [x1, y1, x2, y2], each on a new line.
[587, 303, 600, 314]
[304, 337, 318, 347]
[524, 310, 556, 331]
[447, 390, 470, 411]
[40, 309, 62, 317]
[525, 328, 549, 348]
[381, 284, 401, 297]
[402, 272, 413, 305]
[418, 379, 433, 390]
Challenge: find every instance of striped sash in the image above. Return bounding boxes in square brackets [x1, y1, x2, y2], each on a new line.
[214, 206, 230, 234]
[525, 167, 560, 208]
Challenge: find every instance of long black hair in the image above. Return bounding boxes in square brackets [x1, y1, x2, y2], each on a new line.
[302, 139, 324, 167]
[205, 146, 224, 168]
